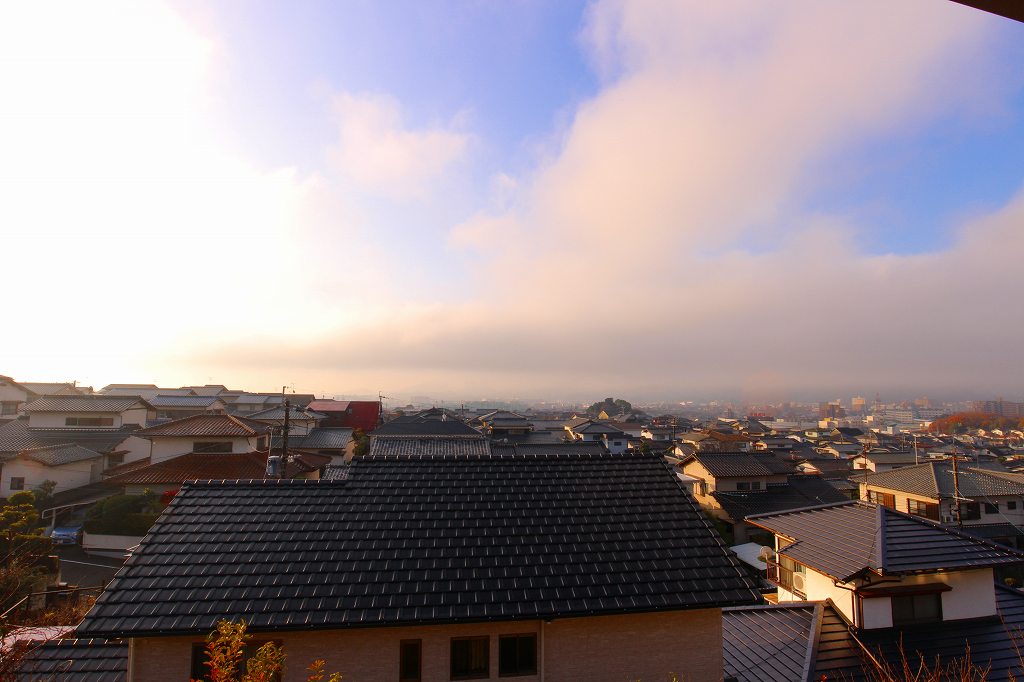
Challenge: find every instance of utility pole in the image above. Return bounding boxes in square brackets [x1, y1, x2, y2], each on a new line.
[952, 450, 962, 528]
[282, 398, 291, 476]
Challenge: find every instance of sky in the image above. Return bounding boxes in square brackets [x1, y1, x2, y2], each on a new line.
[1, 0, 1023, 403]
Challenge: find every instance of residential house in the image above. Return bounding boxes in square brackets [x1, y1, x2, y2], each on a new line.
[75, 452, 761, 682]
[737, 500, 1024, 679]
[271, 427, 353, 463]
[792, 456, 851, 479]
[477, 410, 532, 438]
[678, 430, 752, 453]
[850, 451, 918, 473]
[857, 461, 1024, 547]
[104, 450, 329, 495]
[0, 375, 34, 418]
[247, 404, 326, 437]
[99, 384, 193, 401]
[305, 399, 380, 431]
[132, 414, 272, 464]
[0, 443, 105, 498]
[678, 452, 846, 543]
[563, 419, 629, 453]
[149, 395, 228, 422]
[23, 395, 153, 430]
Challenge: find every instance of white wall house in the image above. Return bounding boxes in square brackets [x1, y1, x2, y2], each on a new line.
[134, 414, 271, 464]
[0, 444, 104, 498]
[24, 395, 154, 429]
[0, 376, 33, 418]
[748, 500, 1024, 631]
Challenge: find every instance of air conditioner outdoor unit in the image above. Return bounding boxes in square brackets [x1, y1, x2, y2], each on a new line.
[791, 572, 806, 592]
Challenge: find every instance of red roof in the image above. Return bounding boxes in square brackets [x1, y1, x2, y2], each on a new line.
[136, 414, 270, 438]
[104, 451, 329, 485]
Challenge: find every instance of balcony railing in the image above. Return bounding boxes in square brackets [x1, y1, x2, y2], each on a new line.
[766, 560, 805, 598]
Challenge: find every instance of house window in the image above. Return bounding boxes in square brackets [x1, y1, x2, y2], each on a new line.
[736, 482, 750, 491]
[1009, 501, 1018, 511]
[891, 593, 942, 625]
[498, 634, 537, 677]
[906, 499, 939, 521]
[400, 639, 421, 682]
[1, 401, 18, 416]
[191, 641, 280, 681]
[962, 502, 981, 521]
[10, 477, 25, 491]
[698, 481, 708, 496]
[751, 481, 761, 491]
[107, 453, 125, 468]
[867, 490, 895, 509]
[984, 502, 999, 515]
[193, 441, 233, 453]
[451, 636, 489, 680]
[65, 416, 114, 427]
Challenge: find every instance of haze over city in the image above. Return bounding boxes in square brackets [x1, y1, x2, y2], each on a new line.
[2, 1, 1023, 401]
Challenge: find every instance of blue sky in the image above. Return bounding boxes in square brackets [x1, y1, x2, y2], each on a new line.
[2, 1, 1023, 400]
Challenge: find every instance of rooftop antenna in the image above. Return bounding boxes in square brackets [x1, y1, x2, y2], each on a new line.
[913, 433, 919, 465]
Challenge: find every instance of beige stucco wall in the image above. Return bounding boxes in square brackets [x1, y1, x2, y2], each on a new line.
[130, 609, 723, 682]
[151, 436, 258, 463]
[0, 456, 100, 497]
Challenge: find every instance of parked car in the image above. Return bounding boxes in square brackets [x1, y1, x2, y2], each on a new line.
[50, 525, 83, 545]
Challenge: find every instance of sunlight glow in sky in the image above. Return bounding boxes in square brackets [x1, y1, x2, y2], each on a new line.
[1, 1, 1022, 401]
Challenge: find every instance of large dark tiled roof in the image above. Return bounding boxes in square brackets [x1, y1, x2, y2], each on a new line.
[77, 452, 760, 637]
[747, 501, 1024, 581]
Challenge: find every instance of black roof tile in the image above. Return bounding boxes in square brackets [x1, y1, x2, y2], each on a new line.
[78, 452, 759, 637]
[16, 638, 127, 681]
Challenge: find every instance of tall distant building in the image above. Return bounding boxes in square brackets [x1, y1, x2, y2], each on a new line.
[819, 400, 846, 419]
[972, 398, 1024, 419]
[851, 396, 866, 415]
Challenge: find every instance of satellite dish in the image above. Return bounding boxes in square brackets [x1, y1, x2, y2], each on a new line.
[757, 546, 776, 563]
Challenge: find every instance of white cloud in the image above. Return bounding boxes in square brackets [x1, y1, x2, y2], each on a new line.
[327, 91, 470, 199]
[209, 0, 1024, 399]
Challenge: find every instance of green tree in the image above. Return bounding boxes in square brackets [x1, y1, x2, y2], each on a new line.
[351, 429, 369, 458]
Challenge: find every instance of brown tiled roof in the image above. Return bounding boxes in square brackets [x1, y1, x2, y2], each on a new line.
[104, 451, 326, 485]
[135, 414, 270, 438]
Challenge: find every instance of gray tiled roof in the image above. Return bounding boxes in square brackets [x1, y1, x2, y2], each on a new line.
[490, 442, 606, 456]
[727, 586, 1024, 681]
[24, 395, 150, 413]
[685, 452, 795, 478]
[20, 443, 103, 466]
[713, 476, 850, 521]
[135, 414, 270, 438]
[862, 461, 1024, 498]
[148, 395, 224, 408]
[723, 602, 818, 682]
[16, 638, 127, 681]
[76, 452, 760, 637]
[369, 435, 491, 457]
[747, 501, 1024, 581]
[321, 464, 351, 481]
[246, 406, 326, 421]
[296, 427, 352, 450]
[372, 419, 481, 437]
[0, 420, 138, 456]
